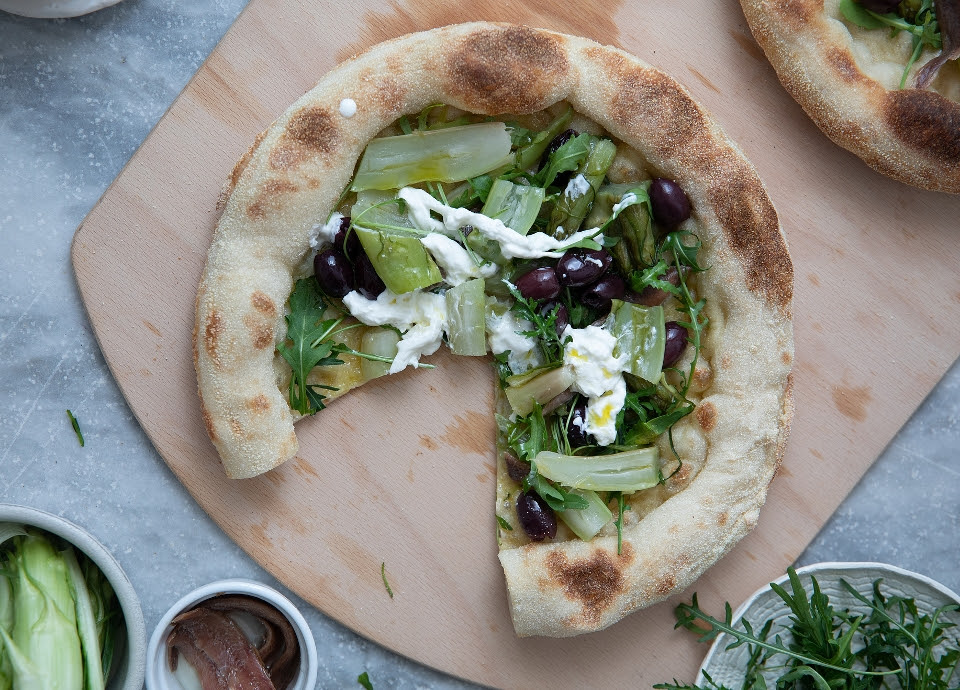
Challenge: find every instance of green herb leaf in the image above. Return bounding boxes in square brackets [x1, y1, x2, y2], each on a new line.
[357, 671, 374, 690]
[276, 279, 347, 416]
[66, 410, 84, 447]
[504, 281, 566, 364]
[496, 515, 513, 531]
[381, 562, 394, 599]
[536, 132, 592, 188]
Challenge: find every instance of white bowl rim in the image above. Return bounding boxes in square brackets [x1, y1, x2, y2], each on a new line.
[0, 503, 147, 690]
[145, 578, 318, 690]
[0, 0, 125, 19]
[697, 561, 960, 684]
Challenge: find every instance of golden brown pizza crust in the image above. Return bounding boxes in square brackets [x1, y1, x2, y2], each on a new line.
[194, 22, 794, 636]
[740, 0, 960, 193]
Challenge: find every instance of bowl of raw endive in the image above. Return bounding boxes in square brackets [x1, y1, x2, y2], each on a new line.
[0, 503, 146, 690]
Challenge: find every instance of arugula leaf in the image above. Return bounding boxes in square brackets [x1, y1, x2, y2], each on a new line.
[536, 132, 591, 188]
[66, 410, 84, 447]
[276, 279, 347, 416]
[381, 562, 394, 599]
[526, 465, 590, 511]
[504, 281, 566, 364]
[357, 671, 374, 690]
[496, 515, 513, 531]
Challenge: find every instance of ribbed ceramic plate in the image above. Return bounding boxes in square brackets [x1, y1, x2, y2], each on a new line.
[698, 562, 960, 687]
[0, 0, 124, 18]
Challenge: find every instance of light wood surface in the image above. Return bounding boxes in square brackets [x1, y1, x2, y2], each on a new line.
[71, 0, 960, 686]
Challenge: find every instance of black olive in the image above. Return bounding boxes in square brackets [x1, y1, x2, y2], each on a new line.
[663, 321, 689, 368]
[649, 178, 692, 229]
[353, 252, 385, 299]
[538, 300, 569, 337]
[567, 398, 591, 448]
[556, 249, 612, 287]
[314, 249, 354, 298]
[514, 266, 560, 300]
[516, 491, 557, 541]
[857, 0, 900, 12]
[504, 451, 531, 483]
[333, 216, 361, 258]
[580, 274, 625, 313]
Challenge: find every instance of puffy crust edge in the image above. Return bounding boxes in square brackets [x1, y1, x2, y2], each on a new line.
[739, 0, 960, 193]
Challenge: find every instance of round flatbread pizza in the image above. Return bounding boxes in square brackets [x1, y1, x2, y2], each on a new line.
[194, 22, 794, 637]
[739, 0, 960, 194]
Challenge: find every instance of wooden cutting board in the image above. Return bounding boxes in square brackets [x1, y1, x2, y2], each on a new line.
[71, 0, 960, 686]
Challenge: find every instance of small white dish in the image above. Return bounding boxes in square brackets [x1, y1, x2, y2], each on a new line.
[697, 562, 960, 687]
[0, 0, 125, 19]
[146, 579, 318, 690]
[0, 503, 146, 690]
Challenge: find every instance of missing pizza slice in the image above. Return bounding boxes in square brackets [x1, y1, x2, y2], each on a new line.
[194, 22, 794, 637]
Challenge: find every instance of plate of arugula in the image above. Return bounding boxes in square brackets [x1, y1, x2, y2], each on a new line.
[670, 562, 960, 689]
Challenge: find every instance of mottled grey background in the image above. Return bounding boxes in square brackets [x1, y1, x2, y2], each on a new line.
[1, 2, 958, 688]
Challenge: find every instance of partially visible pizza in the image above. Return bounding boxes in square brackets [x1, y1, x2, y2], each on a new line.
[194, 23, 794, 637]
[740, 0, 960, 193]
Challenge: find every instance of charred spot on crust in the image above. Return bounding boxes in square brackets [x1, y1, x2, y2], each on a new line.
[204, 310, 224, 368]
[221, 129, 268, 210]
[884, 90, 960, 166]
[246, 180, 299, 221]
[708, 170, 793, 313]
[546, 545, 631, 626]
[608, 61, 708, 158]
[654, 573, 677, 596]
[269, 105, 341, 170]
[250, 290, 276, 317]
[443, 26, 568, 113]
[247, 394, 271, 414]
[199, 397, 217, 443]
[769, 0, 819, 24]
[825, 47, 868, 85]
[247, 319, 274, 350]
[696, 400, 717, 432]
[374, 76, 407, 119]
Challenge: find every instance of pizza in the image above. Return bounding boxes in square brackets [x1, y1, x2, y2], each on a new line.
[739, 0, 960, 194]
[194, 22, 794, 637]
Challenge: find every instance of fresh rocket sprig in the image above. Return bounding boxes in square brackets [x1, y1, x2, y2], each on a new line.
[655, 567, 960, 690]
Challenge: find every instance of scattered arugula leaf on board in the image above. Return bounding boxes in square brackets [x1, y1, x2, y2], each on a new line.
[357, 671, 374, 689]
[381, 562, 394, 599]
[654, 567, 960, 690]
[66, 409, 84, 447]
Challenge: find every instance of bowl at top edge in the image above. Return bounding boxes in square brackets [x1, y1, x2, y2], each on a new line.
[696, 561, 960, 687]
[0, 0, 126, 18]
[0, 503, 147, 690]
[145, 578, 318, 690]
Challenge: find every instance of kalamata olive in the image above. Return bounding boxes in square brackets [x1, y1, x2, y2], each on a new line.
[333, 217, 362, 258]
[581, 274, 626, 313]
[650, 178, 692, 229]
[538, 300, 569, 336]
[857, 0, 900, 12]
[516, 491, 557, 541]
[504, 451, 531, 483]
[567, 398, 591, 448]
[556, 249, 612, 287]
[662, 321, 689, 368]
[632, 266, 681, 307]
[314, 249, 354, 297]
[353, 251, 385, 299]
[544, 128, 578, 160]
[515, 266, 560, 300]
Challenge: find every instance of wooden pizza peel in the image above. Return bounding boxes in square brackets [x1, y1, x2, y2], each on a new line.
[71, 0, 960, 686]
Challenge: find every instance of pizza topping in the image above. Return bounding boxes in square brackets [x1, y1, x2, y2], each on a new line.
[841, 0, 947, 88]
[285, 103, 711, 548]
[649, 178, 692, 230]
[338, 98, 357, 118]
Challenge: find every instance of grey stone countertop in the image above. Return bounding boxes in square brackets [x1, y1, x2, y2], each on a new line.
[2, 2, 958, 688]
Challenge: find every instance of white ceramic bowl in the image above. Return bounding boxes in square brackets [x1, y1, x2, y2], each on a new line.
[697, 562, 960, 687]
[0, 0, 125, 18]
[146, 579, 318, 690]
[0, 503, 146, 690]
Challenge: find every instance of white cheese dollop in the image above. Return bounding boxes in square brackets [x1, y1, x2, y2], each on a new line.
[486, 302, 543, 375]
[398, 187, 602, 260]
[309, 212, 344, 249]
[562, 324, 628, 446]
[565, 173, 590, 200]
[611, 192, 637, 216]
[342, 289, 447, 374]
[420, 233, 497, 287]
[338, 98, 357, 118]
